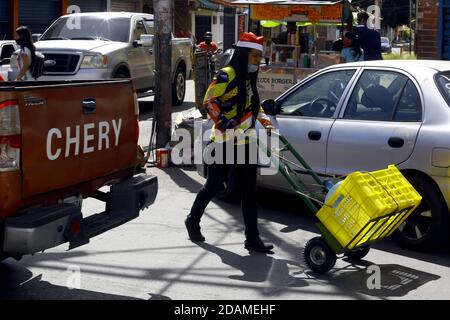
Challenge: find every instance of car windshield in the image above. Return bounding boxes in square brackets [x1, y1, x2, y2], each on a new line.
[40, 16, 130, 43]
[381, 38, 389, 43]
[435, 71, 450, 107]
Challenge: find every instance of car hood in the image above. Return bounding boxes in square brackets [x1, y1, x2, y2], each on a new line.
[35, 40, 127, 54]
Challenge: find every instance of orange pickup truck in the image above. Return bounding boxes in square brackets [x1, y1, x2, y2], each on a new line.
[0, 79, 157, 261]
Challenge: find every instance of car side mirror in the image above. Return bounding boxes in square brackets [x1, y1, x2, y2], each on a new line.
[140, 34, 154, 47]
[262, 99, 277, 116]
[32, 33, 42, 42]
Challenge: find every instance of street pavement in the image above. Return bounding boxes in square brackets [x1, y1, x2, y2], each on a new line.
[1, 81, 450, 300]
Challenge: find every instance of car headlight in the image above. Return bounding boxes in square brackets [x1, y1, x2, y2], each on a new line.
[80, 54, 108, 69]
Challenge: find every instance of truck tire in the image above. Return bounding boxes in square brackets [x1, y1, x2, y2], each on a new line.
[114, 71, 129, 79]
[172, 66, 186, 106]
[395, 175, 450, 251]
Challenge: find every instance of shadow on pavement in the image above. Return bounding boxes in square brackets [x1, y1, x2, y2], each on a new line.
[196, 242, 308, 296]
[164, 167, 450, 270]
[0, 260, 166, 300]
[372, 241, 450, 268]
[311, 260, 441, 298]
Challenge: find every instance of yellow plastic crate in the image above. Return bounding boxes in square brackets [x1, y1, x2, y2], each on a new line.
[317, 165, 422, 250]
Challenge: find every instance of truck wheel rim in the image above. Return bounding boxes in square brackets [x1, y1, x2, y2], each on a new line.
[176, 73, 185, 101]
[310, 246, 326, 265]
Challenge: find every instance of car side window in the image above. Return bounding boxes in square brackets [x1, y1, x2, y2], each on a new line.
[393, 80, 422, 122]
[279, 70, 356, 118]
[133, 20, 148, 41]
[0, 44, 15, 61]
[143, 19, 154, 35]
[344, 70, 408, 121]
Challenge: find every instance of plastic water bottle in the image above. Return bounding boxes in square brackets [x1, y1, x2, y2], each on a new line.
[324, 180, 334, 191]
[325, 181, 344, 203]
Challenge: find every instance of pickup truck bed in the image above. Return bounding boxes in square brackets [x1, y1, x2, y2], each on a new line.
[0, 79, 157, 260]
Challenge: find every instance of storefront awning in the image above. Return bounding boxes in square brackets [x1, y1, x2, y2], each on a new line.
[260, 20, 342, 27]
[197, 0, 221, 10]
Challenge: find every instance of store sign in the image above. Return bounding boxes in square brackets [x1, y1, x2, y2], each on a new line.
[257, 72, 295, 93]
[251, 4, 342, 22]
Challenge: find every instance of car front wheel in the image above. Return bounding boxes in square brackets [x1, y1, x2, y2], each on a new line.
[396, 175, 450, 250]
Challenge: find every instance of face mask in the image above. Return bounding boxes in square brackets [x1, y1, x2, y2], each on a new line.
[248, 64, 259, 73]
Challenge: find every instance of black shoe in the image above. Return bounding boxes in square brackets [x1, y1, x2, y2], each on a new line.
[185, 218, 205, 242]
[244, 238, 274, 253]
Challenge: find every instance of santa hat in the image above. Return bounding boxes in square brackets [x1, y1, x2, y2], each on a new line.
[236, 32, 264, 52]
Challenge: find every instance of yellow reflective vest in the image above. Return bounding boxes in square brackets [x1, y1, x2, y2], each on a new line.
[203, 66, 272, 144]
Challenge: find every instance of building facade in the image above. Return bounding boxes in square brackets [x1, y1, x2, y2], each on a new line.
[416, 0, 439, 59]
[0, 0, 237, 51]
[0, 0, 144, 38]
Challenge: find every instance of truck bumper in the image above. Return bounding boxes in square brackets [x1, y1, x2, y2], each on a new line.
[3, 174, 158, 255]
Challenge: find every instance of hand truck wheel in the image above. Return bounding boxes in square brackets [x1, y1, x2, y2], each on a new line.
[304, 237, 337, 274]
[346, 246, 370, 261]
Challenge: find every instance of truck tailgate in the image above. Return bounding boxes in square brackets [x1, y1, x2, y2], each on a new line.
[18, 80, 137, 197]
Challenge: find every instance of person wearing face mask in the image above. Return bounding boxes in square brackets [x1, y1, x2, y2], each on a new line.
[14, 26, 36, 81]
[197, 31, 219, 54]
[185, 32, 275, 254]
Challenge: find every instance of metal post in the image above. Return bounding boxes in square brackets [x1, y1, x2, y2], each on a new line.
[247, 4, 251, 32]
[154, 0, 173, 148]
[409, 0, 413, 54]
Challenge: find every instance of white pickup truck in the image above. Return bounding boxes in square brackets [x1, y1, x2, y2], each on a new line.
[33, 12, 193, 105]
[0, 41, 18, 81]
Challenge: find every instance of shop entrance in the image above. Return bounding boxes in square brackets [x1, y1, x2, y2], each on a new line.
[195, 15, 212, 44]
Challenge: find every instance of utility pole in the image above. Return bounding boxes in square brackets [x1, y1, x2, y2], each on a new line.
[154, 0, 173, 148]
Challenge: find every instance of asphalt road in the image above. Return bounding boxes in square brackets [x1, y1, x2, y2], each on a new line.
[1, 81, 450, 300]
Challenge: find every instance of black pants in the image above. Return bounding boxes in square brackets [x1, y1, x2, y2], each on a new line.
[189, 143, 259, 240]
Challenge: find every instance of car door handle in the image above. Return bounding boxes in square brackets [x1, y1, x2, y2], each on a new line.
[388, 137, 404, 148]
[82, 98, 96, 115]
[308, 131, 322, 141]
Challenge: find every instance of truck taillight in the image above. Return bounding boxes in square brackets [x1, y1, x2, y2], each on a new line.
[0, 100, 21, 172]
[133, 92, 139, 143]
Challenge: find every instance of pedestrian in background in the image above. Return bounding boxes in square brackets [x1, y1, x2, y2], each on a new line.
[185, 32, 275, 254]
[340, 32, 364, 63]
[354, 11, 382, 61]
[197, 31, 218, 54]
[14, 26, 36, 81]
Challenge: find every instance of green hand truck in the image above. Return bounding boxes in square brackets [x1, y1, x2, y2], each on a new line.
[258, 132, 422, 274]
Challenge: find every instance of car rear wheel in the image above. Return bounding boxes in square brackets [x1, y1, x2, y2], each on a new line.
[396, 175, 450, 250]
